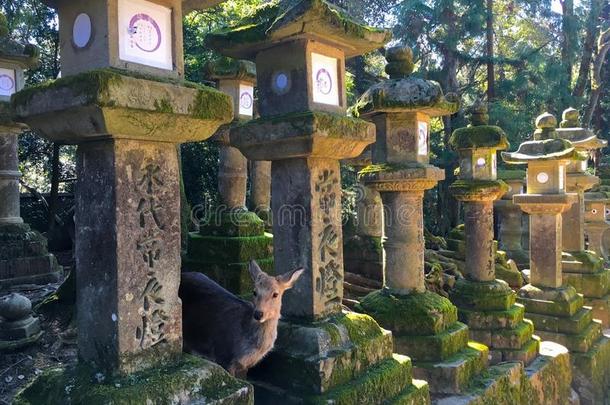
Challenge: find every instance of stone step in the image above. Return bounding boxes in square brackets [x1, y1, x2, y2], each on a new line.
[343, 281, 376, 296]
[535, 319, 602, 353]
[492, 336, 540, 364]
[251, 354, 416, 405]
[584, 295, 610, 327]
[395, 322, 470, 362]
[470, 320, 535, 350]
[432, 361, 523, 404]
[518, 292, 584, 317]
[387, 379, 431, 405]
[523, 341, 573, 405]
[460, 304, 526, 330]
[344, 272, 383, 290]
[563, 269, 610, 298]
[527, 307, 593, 335]
[413, 342, 488, 395]
[571, 335, 610, 405]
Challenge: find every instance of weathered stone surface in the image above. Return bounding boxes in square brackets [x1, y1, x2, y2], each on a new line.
[12, 69, 233, 143]
[451, 279, 516, 311]
[14, 354, 254, 405]
[0, 293, 42, 350]
[521, 341, 573, 405]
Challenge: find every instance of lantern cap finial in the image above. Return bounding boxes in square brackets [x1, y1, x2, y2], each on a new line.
[385, 46, 414, 79]
[534, 112, 558, 140]
[203, 57, 257, 83]
[467, 98, 489, 126]
[560, 107, 580, 128]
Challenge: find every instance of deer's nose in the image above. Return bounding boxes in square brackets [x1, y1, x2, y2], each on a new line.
[253, 311, 264, 321]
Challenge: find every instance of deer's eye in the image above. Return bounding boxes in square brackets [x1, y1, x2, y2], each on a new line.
[252, 290, 257, 297]
[273, 292, 279, 298]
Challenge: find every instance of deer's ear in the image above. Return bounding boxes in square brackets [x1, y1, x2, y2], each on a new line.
[277, 268, 305, 290]
[248, 260, 264, 281]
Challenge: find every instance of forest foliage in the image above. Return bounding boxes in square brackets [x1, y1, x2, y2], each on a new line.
[1, 0, 609, 235]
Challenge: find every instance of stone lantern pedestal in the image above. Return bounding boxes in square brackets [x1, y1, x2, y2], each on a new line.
[449, 103, 539, 365]
[495, 170, 530, 270]
[584, 191, 610, 260]
[556, 108, 610, 327]
[249, 160, 272, 228]
[184, 58, 273, 295]
[208, 2, 428, 403]
[503, 114, 610, 405]
[0, 19, 62, 288]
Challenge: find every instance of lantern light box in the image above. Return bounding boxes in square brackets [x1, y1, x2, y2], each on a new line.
[0, 68, 16, 98]
[48, 0, 184, 79]
[238, 83, 254, 117]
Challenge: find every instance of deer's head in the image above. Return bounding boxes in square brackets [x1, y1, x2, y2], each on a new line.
[248, 260, 304, 323]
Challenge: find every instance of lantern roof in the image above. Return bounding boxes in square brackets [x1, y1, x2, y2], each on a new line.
[449, 99, 509, 151]
[41, 0, 224, 14]
[0, 13, 39, 69]
[555, 107, 607, 151]
[354, 46, 460, 118]
[502, 139, 578, 164]
[203, 57, 256, 83]
[205, 0, 391, 59]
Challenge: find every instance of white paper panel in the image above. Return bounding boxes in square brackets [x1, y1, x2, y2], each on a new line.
[559, 165, 564, 190]
[418, 121, 428, 156]
[0, 68, 16, 97]
[238, 83, 254, 117]
[118, 0, 173, 70]
[311, 53, 339, 106]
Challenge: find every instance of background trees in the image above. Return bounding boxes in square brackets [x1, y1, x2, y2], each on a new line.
[1, 0, 609, 237]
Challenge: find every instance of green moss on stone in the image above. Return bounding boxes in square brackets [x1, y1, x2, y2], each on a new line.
[395, 322, 469, 362]
[450, 125, 510, 151]
[497, 169, 526, 181]
[14, 355, 253, 405]
[198, 211, 266, 237]
[186, 232, 273, 264]
[153, 98, 174, 114]
[449, 179, 509, 200]
[451, 279, 516, 311]
[358, 290, 458, 336]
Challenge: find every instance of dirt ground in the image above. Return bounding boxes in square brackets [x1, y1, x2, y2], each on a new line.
[0, 251, 76, 405]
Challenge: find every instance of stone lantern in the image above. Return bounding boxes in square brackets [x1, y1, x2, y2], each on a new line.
[584, 191, 610, 260]
[555, 107, 610, 327]
[0, 17, 62, 287]
[495, 169, 529, 269]
[502, 113, 610, 403]
[12, 1, 253, 403]
[449, 101, 539, 365]
[356, 47, 498, 397]
[206, 2, 430, 403]
[184, 57, 273, 295]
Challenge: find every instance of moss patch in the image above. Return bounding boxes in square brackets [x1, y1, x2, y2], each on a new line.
[450, 125, 510, 150]
[449, 179, 509, 200]
[358, 290, 458, 336]
[14, 355, 253, 405]
[451, 279, 516, 311]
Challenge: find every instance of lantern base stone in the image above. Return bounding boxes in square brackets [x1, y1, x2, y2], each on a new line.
[584, 295, 610, 326]
[451, 279, 540, 365]
[248, 312, 426, 403]
[518, 284, 610, 402]
[13, 354, 253, 405]
[184, 212, 274, 295]
[0, 223, 62, 288]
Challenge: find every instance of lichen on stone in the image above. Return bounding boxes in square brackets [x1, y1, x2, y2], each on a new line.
[450, 125, 509, 151]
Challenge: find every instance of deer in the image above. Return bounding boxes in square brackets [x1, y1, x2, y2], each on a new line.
[179, 260, 304, 377]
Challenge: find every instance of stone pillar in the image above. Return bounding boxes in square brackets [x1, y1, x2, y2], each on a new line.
[0, 22, 61, 288]
[12, 1, 253, 402]
[503, 113, 610, 404]
[209, 8, 430, 403]
[249, 160, 271, 225]
[495, 172, 529, 269]
[184, 58, 273, 295]
[450, 101, 538, 365]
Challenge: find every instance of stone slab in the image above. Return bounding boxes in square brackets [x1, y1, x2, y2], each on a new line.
[13, 355, 253, 405]
[394, 322, 470, 362]
[522, 341, 573, 405]
[571, 335, 610, 405]
[413, 342, 488, 395]
[563, 269, 610, 298]
[584, 295, 610, 327]
[459, 304, 525, 330]
[535, 320, 602, 353]
[526, 307, 593, 335]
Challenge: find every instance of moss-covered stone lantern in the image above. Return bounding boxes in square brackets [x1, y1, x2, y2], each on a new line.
[357, 47, 501, 399]
[449, 101, 539, 365]
[12, 2, 254, 404]
[0, 15, 63, 288]
[502, 113, 610, 403]
[584, 191, 610, 260]
[184, 57, 274, 295]
[206, 2, 429, 403]
[555, 107, 610, 327]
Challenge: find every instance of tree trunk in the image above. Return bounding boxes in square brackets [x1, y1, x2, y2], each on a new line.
[47, 143, 61, 233]
[486, 0, 495, 101]
[573, 0, 603, 97]
[584, 28, 610, 126]
[561, 0, 576, 100]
